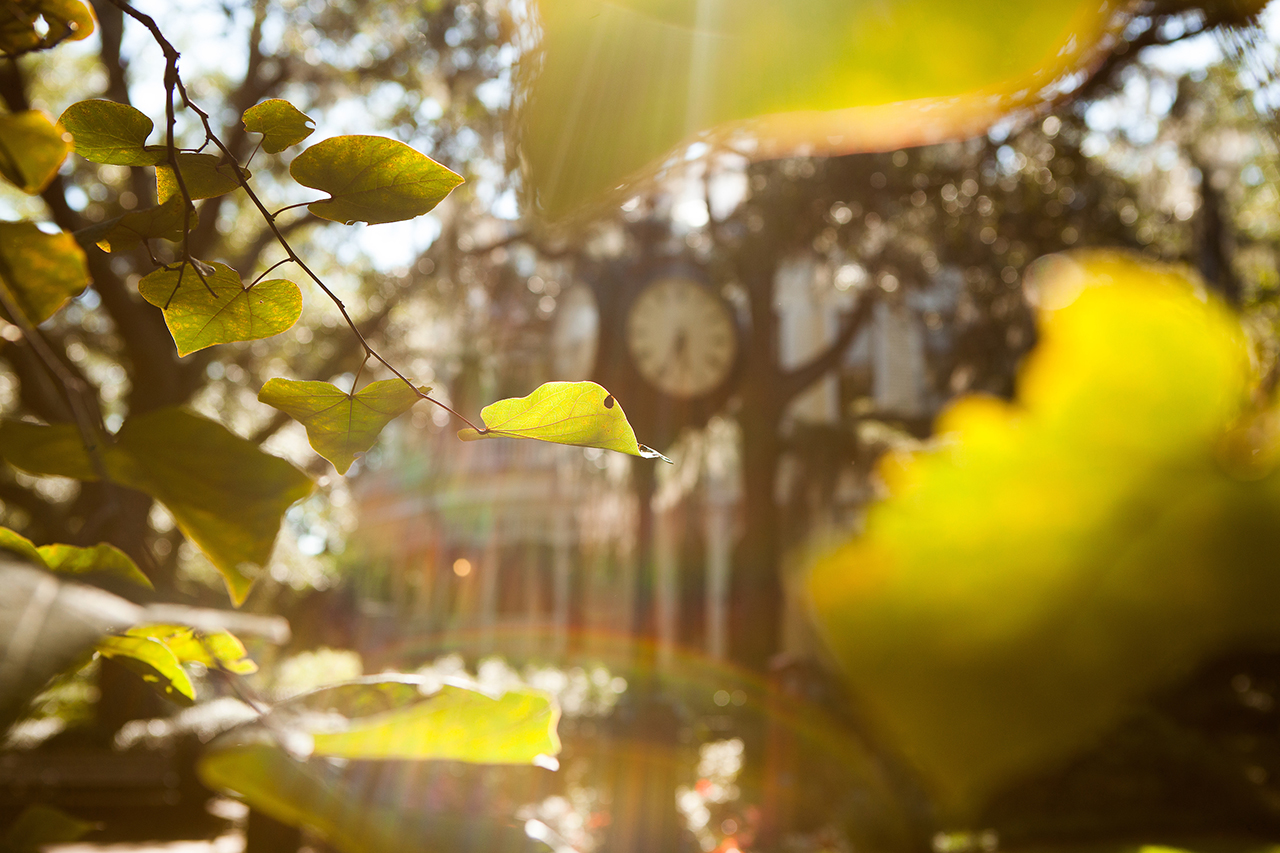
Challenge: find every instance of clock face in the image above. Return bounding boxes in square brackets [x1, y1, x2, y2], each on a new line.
[625, 276, 737, 398]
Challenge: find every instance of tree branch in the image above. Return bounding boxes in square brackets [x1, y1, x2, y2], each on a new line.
[779, 292, 877, 404]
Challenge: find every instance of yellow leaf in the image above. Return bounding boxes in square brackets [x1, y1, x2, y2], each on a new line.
[457, 381, 670, 461]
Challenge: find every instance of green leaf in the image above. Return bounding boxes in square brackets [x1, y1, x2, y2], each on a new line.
[0, 0, 95, 55]
[519, 0, 1136, 217]
[0, 221, 90, 324]
[0, 521, 155, 589]
[2, 805, 93, 852]
[243, 99, 315, 154]
[307, 682, 561, 763]
[39, 542, 152, 589]
[128, 624, 257, 674]
[197, 737, 538, 853]
[458, 380, 670, 460]
[138, 262, 302, 357]
[76, 194, 190, 254]
[258, 378, 425, 475]
[0, 408, 313, 605]
[0, 111, 70, 193]
[290, 135, 463, 225]
[96, 633, 196, 705]
[58, 99, 164, 167]
[156, 153, 247, 202]
[808, 251, 1280, 817]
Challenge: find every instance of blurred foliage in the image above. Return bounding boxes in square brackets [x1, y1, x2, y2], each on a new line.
[810, 251, 1280, 817]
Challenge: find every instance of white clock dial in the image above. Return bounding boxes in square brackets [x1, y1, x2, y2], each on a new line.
[625, 276, 737, 398]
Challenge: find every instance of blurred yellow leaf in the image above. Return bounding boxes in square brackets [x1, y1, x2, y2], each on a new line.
[520, 0, 1142, 217]
[809, 251, 1280, 817]
[458, 380, 670, 460]
[97, 634, 195, 705]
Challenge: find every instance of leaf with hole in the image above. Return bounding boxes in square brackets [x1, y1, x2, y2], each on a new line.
[138, 262, 301, 357]
[0, 0, 95, 55]
[243, 99, 315, 154]
[0, 408, 313, 605]
[0, 221, 90, 324]
[458, 380, 669, 460]
[128, 624, 257, 674]
[96, 633, 196, 705]
[58, 99, 163, 167]
[290, 135, 463, 225]
[0, 526, 152, 588]
[157, 153, 247, 202]
[258, 378, 425, 475]
[0, 111, 70, 193]
[76, 194, 190, 254]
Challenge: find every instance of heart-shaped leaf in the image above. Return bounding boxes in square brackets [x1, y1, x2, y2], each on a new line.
[129, 624, 257, 675]
[0, 111, 70, 193]
[138, 262, 302, 357]
[58, 99, 164, 167]
[257, 378, 425, 475]
[243, 99, 315, 154]
[0, 221, 90, 324]
[0, 526, 152, 589]
[96, 633, 196, 705]
[156, 153, 247, 202]
[290, 135, 463, 225]
[0, 408, 314, 605]
[76, 194, 190, 254]
[458, 380, 670, 460]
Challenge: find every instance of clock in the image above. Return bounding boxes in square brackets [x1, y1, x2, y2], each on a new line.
[625, 275, 738, 399]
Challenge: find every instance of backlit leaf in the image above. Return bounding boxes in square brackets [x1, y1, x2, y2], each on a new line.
[0, 221, 90, 324]
[458, 380, 670, 460]
[0, 111, 70, 193]
[307, 682, 561, 763]
[128, 624, 257, 675]
[809, 251, 1280, 817]
[0, 408, 313, 605]
[519, 0, 1138, 217]
[243, 99, 315, 154]
[58, 99, 163, 166]
[290, 135, 463, 225]
[138, 262, 302, 357]
[258, 378, 425, 475]
[0, 0, 95, 56]
[39, 542, 152, 588]
[156, 153, 247, 202]
[77, 194, 189, 254]
[2, 804, 93, 852]
[96, 633, 195, 705]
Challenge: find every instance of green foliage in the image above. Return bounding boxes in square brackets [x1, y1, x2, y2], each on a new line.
[129, 624, 257, 674]
[0, 221, 89, 324]
[243, 98, 315, 154]
[0, 408, 313, 604]
[156, 153, 247, 202]
[58, 99, 165, 166]
[306, 682, 561, 762]
[0, 111, 71, 193]
[1, 804, 93, 852]
[0, 526, 152, 588]
[258, 377, 425, 474]
[290, 134, 464, 225]
[97, 633, 197, 705]
[138, 262, 302, 357]
[198, 679, 559, 853]
[77, 194, 189, 254]
[809, 252, 1280, 817]
[459, 380, 671, 460]
[0, 0, 94, 56]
